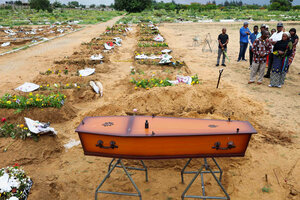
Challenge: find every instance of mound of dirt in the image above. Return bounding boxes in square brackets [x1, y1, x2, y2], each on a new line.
[0, 104, 78, 124]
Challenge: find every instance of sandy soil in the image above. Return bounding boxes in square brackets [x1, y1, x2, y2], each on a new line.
[0, 19, 299, 200]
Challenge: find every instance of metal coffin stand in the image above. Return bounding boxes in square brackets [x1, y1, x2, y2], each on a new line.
[181, 158, 230, 200]
[95, 158, 148, 200]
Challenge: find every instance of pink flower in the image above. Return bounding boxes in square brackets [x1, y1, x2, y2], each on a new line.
[133, 109, 138, 112]
[1, 118, 6, 122]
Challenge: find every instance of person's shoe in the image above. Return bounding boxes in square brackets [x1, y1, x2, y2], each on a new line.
[264, 74, 270, 78]
[248, 81, 254, 84]
[257, 82, 262, 85]
[237, 60, 241, 62]
[268, 84, 273, 87]
[277, 85, 282, 88]
[216, 64, 219, 66]
[242, 59, 247, 62]
[249, 65, 252, 69]
[221, 64, 226, 67]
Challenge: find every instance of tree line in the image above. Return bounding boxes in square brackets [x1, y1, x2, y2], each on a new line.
[3, 0, 297, 13]
[115, 0, 296, 12]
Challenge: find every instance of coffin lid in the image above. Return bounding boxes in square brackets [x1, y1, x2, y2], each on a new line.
[75, 116, 257, 137]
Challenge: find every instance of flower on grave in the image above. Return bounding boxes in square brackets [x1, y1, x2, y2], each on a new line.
[13, 163, 19, 168]
[29, 92, 33, 96]
[61, 100, 64, 105]
[24, 127, 28, 130]
[77, 86, 80, 89]
[1, 118, 6, 122]
[133, 108, 138, 113]
[19, 124, 24, 128]
[66, 83, 70, 87]
[6, 101, 11, 105]
[16, 99, 20, 104]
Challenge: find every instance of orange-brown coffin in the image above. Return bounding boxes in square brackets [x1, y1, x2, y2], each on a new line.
[75, 116, 257, 159]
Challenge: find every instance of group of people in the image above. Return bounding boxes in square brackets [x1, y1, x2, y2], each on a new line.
[216, 22, 298, 88]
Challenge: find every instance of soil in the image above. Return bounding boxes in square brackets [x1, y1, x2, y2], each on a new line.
[0, 19, 299, 200]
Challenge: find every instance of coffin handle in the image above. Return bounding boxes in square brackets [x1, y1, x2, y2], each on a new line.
[212, 141, 236, 150]
[96, 140, 118, 149]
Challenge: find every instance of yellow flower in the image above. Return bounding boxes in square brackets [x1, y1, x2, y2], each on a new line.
[29, 92, 33, 96]
[48, 68, 51, 71]
[134, 87, 137, 90]
[146, 88, 149, 90]
[66, 83, 70, 87]
[24, 127, 28, 130]
[77, 86, 80, 88]
[40, 85, 43, 88]
[152, 72, 155, 74]
[6, 101, 11, 104]
[19, 124, 24, 128]
[79, 74, 82, 77]
[36, 94, 39, 97]
[160, 80, 163, 84]
[47, 84, 50, 87]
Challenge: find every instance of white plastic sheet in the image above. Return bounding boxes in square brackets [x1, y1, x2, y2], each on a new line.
[64, 139, 80, 149]
[104, 43, 114, 50]
[159, 54, 173, 64]
[79, 68, 95, 77]
[161, 49, 172, 54]
[15, 82, 40, 92]
[25, 117, 57, 135]
[154, 34, 164, 42]
[90, 81, 103, 96]
[1, 42, 10, 47]
[90, 54, 104, 61]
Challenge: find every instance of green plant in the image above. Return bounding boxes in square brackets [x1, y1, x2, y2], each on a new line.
[0, 92, 66, 109]
[131, 78, 172, 89]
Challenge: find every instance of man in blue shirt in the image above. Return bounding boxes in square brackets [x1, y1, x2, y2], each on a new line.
[238, 22, 251, 62]
[249, 25, 259, 68]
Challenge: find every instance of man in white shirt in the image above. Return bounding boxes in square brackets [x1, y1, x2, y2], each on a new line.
[264, 22, 284, 78]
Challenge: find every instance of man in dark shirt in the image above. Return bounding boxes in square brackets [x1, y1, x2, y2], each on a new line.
[249, 25, 259, 68]
[216, 28, 229, 66]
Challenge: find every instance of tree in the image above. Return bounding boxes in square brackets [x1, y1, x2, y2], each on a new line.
[269, 0, 293, 11]
[29, 0, 52, 12]
[90, 4, 96, 8]
[67, 1, 79, 8]
[15, 1, 23, 5]
[114, 0, 152, 12]
[52, 1, 62, 8]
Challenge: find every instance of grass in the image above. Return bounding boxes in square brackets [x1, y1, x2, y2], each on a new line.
[262, 185, 272, 193]
[0, 9, 124, 26]
[117, 9, 300, 24]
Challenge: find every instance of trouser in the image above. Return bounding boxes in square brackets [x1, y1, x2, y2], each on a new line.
[265, 53, 273, 76]
[238, 42, 248, 61]
[250, 62, 266, 83]
[249, 49, 253, 65]
[217, 47, 227, 64]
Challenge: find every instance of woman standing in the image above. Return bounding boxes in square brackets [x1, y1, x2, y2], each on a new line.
[288, 28, 298, 66]
[269, 32, 293, 88]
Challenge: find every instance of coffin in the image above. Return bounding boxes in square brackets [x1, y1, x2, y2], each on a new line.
[75, 116, 257, 159]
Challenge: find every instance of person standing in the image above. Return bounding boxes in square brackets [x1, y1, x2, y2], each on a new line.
[237, 22, 251, 62]
[264, 22, 284, 78]
[256, 24, 266, 39]
[288, 28, 298, 66]
[216, 28, 229, 67]
[249, 25, 259, 68]
[248, 31, 272, 85]
[269, 32, 293, 88]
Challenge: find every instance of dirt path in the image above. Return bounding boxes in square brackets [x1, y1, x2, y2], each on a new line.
[0, 16, 122, 94]
[0, 21, 299, 200]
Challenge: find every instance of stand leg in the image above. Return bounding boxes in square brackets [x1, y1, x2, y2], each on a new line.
[95, 158, 143, 200]
[181, 158, 192, 183]
[140, 160, 148, 182]
[181, 158, 230, 200]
